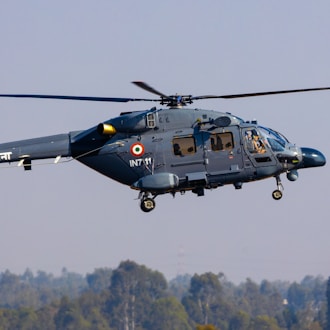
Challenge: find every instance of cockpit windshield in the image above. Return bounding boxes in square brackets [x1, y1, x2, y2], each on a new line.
[258, 126, 289, 152]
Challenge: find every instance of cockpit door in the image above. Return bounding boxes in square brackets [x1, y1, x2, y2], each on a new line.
[242, 127, 277, 167]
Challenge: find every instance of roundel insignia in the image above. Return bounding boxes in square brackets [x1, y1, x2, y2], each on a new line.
[130, 142, 145, 157]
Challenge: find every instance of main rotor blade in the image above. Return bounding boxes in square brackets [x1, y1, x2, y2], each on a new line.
[132, 81, 171, 99]
[2, 86, 330, 105]
[193, 87, 330, 100]
[0, 94, 156, 103]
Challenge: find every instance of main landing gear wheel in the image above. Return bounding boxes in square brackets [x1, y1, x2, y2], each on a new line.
[272, 175, 284, 200]
[140, 198, 156, 212]
[272, 190, 283, 200]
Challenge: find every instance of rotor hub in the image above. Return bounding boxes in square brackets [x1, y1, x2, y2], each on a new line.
[160, 95, 193, 108]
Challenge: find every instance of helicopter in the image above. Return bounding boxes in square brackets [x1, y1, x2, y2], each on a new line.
[0, 82, 327, 212]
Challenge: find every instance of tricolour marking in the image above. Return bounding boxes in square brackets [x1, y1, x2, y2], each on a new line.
[130, 142, 145, 157]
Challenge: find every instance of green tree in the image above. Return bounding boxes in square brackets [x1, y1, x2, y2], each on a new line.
[282, 306, 297, 329]
[0, 270, 38, 309]
[34, 305, 57, 330]
[78, 291, 110, 329]
[186, 273, 222, 324]
[86, 268, 112, 293]
[235, 278, 283, 319]
[146, 296, 192, 330]
[249, 315, 281, 330]
[106, 260, 167, 330]
[238, 278, 261, 317]
[326, 277, 330, 330]
[0, 309, 18, 329]
[168, 274, 191, 301]
[229, 310, 250, 330]
[287, 282, 308, 311]
[16, 308, 38, 330]
[183, 272, 233, 329]
[54, 296, 90, 330]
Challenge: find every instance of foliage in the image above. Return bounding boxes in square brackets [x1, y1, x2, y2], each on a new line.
[327, 276, 330, 330]
[0, 262, 327, 329]
[86, 268, 112, 294]
[105, 260, 168, 329]
[182, 272, 233, 329]
[168, 273, 191, 300]
[0, 268, 86, 310]
[146, 297, 191, 330]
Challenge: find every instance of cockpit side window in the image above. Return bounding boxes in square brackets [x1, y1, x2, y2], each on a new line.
[244, 129, 268, 154]
[258, 127, 285, 152]
[210, 132, 234, 151]
[267, 139, 285, 152]
[172, 137, 196, 156]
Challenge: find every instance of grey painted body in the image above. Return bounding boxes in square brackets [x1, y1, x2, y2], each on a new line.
[0, 107, 325, 211]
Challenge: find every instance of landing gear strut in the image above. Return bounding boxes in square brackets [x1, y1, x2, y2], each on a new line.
[139, 192, 156, 212]
[272, 175, 284, 200]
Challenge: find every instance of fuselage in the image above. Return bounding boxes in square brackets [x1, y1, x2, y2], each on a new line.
[0, 107, 325, 198]
[69, 107, 325, 193]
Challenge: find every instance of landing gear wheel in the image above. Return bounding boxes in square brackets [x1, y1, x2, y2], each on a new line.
[272, 175, 284, 200]
[272, 190, 283, 200]
[140, 198, 156, 212]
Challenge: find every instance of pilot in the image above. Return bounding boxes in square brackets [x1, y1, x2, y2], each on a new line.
[253, 135, 266, 153]
[245, 131, 254, 152]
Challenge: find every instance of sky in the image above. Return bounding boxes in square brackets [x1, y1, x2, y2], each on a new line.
[1, 0, 330, 284]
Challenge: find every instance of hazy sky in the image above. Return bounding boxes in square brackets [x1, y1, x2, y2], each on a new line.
[1, 1, 330, 284]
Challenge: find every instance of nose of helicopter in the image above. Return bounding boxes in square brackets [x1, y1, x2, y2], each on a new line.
[300, 147, 326, 168]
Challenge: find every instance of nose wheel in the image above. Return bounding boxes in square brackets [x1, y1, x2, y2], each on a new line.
[272, 175, 284, 200]
[139, 192, 156, 212]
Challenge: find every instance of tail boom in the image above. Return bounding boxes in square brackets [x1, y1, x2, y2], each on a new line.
[0, 134, 71, 167]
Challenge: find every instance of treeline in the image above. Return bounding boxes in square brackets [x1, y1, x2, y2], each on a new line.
[0, 260, 328, 329]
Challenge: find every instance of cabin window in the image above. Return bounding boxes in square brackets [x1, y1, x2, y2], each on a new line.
[146, 113, 156, 128]
[172, 137, 196, 156]
[210, 132, 234, 151]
